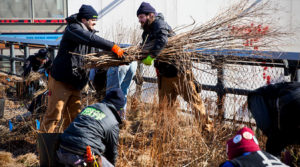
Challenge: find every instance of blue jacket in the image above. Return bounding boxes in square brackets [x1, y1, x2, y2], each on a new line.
[51, 14, 115, 90]
[60, 102, 122, 165]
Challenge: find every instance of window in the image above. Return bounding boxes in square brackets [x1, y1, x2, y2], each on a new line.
[0, 0, 67, 22]
[34, 0, 65, 19]
[0, 0, 31, 19]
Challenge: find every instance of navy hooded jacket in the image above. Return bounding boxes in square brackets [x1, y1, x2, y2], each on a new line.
[60, 102, 122, 165]
[51, 14, 115, 90]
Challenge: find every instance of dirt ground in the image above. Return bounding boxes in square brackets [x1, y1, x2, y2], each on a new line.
[0, 99, 39, 167]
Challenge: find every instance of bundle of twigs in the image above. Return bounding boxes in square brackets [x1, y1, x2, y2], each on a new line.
[24, 72, 45, 82]
[74, 0, 289, 69]
[0, 71, 47, 97]
[0, 72, 23, 83]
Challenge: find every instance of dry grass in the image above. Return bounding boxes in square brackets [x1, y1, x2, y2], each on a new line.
[116, 97, 250, 167]
[0, 92, 299, 166]
[0, 151, 38, 167]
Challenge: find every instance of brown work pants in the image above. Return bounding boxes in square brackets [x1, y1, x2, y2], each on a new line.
[158, 71, 207, 124]
[40, 75, 81, 133]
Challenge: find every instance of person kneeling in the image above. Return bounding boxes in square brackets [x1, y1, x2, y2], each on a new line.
[56, 88, 125, 167]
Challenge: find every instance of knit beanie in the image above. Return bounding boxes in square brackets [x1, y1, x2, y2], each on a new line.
[104, 88, 125, 112]
[226, 127, 261, 160]
[77, 5, 98, 20]
[137, 2, 156, 16]
[35, 49, 49, 59]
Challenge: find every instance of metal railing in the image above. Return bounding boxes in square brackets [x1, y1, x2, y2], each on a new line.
[0, 37, 60, 75]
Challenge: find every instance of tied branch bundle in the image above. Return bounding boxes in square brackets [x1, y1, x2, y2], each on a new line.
[0, 71, 46, 94]
[0, 72, 23, 83]
[76, 0, 289, 69]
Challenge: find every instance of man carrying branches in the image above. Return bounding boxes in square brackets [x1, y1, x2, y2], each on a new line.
[41, 5, 125, 133]
[136, 2, 210, 129]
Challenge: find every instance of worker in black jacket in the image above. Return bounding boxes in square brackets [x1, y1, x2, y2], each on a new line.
[248, 82, 300, 158]
[23, 49, 51, 115]
[57, 88, 125, 167]
[41, 4, 125, 133]
[23, 48, 52, 78]
[137, 2, 209, 129]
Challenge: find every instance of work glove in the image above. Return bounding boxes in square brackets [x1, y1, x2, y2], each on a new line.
[111, 44, 125, 58]
[142, 55, 155, 66]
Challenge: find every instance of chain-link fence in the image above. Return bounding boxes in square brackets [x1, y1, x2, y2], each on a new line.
[0, 36, 298, 124]
[127, 55, 295, 123]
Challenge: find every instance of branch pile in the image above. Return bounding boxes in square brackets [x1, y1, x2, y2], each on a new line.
[76, 0, 289, 69]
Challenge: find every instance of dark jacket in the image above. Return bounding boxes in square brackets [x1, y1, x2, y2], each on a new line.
[23, 55, 52, 77]
[220, 151, 288, 167]
[60, 102, 121, 165]
[248, 82, 300, 133]
[248, 82, 300, 156]
[142, 13, 178, 77]
[51, 14, 115, 90]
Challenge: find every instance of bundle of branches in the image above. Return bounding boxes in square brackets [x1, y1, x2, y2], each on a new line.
[0, 71, 45, 83]
[77, 0, 289, 69]
[24, 72, 45, 82]
[0, 72, 23, 83]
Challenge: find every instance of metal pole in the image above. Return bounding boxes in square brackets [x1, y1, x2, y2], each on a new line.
[10, 44, 16, 74]
[54, 49, 58, 59]
[297, 69, 300, 82]
[24, 45, 29, 60]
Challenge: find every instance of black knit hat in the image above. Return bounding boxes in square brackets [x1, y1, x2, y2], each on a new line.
[104, 88, 125, 111]
[137, 2, 156, 16]
[35, 49, 48, 59]
[78, 4, 98, 20]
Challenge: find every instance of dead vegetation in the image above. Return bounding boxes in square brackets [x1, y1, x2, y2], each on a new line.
[0, 91, 299, 166]
[115, 97, 261, 167]
[0, 151, 38, 167]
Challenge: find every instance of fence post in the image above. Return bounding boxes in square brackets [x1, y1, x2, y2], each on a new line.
[10, 44, 16, 74]
[0, 98, 4, 118]
[215, 57, 225, 120]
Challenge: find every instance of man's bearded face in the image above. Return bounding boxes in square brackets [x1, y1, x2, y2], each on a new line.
[138, 14, 151, 29]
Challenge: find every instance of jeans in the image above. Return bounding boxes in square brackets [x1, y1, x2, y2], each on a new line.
[89, 69, 96, 81]
[106, 61, 137, 112]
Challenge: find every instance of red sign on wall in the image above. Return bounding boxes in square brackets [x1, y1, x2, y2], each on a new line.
[0, 19, 66, 24]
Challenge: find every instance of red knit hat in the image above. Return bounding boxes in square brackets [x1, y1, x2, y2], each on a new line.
[226, 127, 260, 160]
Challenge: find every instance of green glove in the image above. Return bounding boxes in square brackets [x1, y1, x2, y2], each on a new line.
[142, 55, 155, 66]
